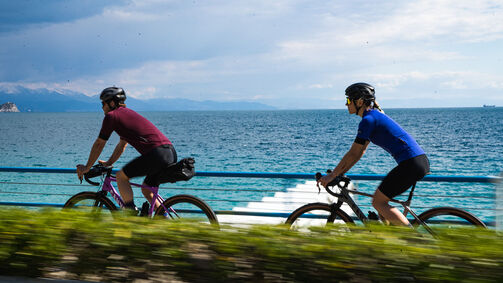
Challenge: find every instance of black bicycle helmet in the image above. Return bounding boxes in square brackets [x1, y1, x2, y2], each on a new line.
[345, 82, 375, 102]
[100, 87, 126, 103]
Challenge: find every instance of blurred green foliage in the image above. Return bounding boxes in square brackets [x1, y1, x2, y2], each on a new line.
[0, 208, 501, 282]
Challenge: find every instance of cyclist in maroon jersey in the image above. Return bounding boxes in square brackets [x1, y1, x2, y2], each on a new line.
[76, 87, 177, 213]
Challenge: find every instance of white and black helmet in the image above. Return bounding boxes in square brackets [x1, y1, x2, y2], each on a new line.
[100, 87, 126, 103]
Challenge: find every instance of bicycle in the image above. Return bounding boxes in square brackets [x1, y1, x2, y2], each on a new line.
[63, 162, 219, 225]
[285, 172, 486, 235]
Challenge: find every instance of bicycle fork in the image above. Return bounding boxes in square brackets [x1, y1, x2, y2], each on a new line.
[330, 189, 368, 223]
[401, 204, 437, 237]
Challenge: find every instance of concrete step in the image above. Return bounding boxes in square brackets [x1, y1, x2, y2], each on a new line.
[222, 180, 355, 225]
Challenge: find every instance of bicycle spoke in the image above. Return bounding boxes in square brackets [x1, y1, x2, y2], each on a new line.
[63, 192, 117, 217]
[164, 207, 180, 220]
[413, 207, 486, 235]
[286, 203, 353, 232]
[155, 195, 218, 225]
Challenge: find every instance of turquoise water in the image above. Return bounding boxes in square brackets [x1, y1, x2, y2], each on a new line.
[0, 108, 502, 223]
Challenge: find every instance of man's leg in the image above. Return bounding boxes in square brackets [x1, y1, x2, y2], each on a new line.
[141, 145, 176, 210]
[141, 184, 160, 209]
[372, 189, 410, 226]
[116, 170, 135, 208]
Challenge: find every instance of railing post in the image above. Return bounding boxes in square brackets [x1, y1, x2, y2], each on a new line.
[496, 172, 503, 231]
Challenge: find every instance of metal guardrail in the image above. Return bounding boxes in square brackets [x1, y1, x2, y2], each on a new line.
[1, 166, 501, 183]
[0, 166, 500, 224]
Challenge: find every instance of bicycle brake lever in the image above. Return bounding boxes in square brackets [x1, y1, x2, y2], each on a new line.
[315, 172, 322, 193]
[83, 164, 107, 186]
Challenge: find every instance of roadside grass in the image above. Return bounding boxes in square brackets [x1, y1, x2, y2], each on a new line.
[0, 208, 501, 282]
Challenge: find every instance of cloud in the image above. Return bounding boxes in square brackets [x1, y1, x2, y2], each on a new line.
[1, 0, 502, 108]
[340, 0, 503, 44]
[101, 55, 281, 100]
[0, 0, 128, 33]
[308, 84, 333, 89]
[364, 70, 503, 102]
[276, 0, 503, 65]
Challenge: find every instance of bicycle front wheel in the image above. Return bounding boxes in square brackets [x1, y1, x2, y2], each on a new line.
[285, 203, 354, 230]
[411, 207, 487, 230]
[63, 191, 117, 215]
[155, 194, 219, 225]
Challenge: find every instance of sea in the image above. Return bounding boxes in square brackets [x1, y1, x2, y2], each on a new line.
[0, 108, 502, 224]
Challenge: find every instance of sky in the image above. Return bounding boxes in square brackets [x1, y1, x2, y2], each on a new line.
[0, 0, 502, 109]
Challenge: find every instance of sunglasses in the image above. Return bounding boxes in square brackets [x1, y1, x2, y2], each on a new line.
[346, 97, 351, 105]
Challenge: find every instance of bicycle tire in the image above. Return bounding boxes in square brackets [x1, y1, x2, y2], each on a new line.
[63, 191, 117, 212]
[154, 194, 219, 225]
[285, 202, 354, 228]
[411, 207, 486, 228]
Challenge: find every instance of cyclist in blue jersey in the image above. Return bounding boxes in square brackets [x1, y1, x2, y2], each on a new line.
[318, 82, 430, 226]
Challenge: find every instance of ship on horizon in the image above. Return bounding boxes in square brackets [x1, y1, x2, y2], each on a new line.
[483, 104, 496, 107]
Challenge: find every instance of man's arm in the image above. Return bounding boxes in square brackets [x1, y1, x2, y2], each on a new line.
[318, 140, 370, 187]
[76, 138, 107, 181]
[100, 139, 128, 167]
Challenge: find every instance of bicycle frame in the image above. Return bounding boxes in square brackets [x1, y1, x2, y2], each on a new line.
[326, 181, 435, 235]
[76, 164, 217, 223]
[99, 170, 172, 217]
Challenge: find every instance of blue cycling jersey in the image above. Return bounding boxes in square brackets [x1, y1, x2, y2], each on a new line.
[357, 109, 425, 164]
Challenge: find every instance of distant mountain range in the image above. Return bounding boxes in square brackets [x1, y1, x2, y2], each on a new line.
[0, 86, 276, 112]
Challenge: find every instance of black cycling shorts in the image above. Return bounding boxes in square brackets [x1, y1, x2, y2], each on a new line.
[378, 154, 430, 199]
[122, 144, 177, 187]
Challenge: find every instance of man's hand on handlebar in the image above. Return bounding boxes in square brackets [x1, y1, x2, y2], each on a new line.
[76, 164, 90, 183]
[316, 172, 350, 193]
[317, 173, 336, 189]
[98, 160, 112, 167]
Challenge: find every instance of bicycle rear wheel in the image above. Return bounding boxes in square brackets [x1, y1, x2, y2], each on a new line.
[63, 191, 117, 215]
[411, 207, 486, 231]
[154, 194, 219, 225]
[285, 203, 354, 230]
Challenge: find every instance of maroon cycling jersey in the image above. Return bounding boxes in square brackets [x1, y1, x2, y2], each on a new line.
[98, 107, 171, 155]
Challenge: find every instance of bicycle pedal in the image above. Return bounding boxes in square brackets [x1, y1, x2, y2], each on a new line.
[368, 211, 379, 221]
[139, 201, 150, 217]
